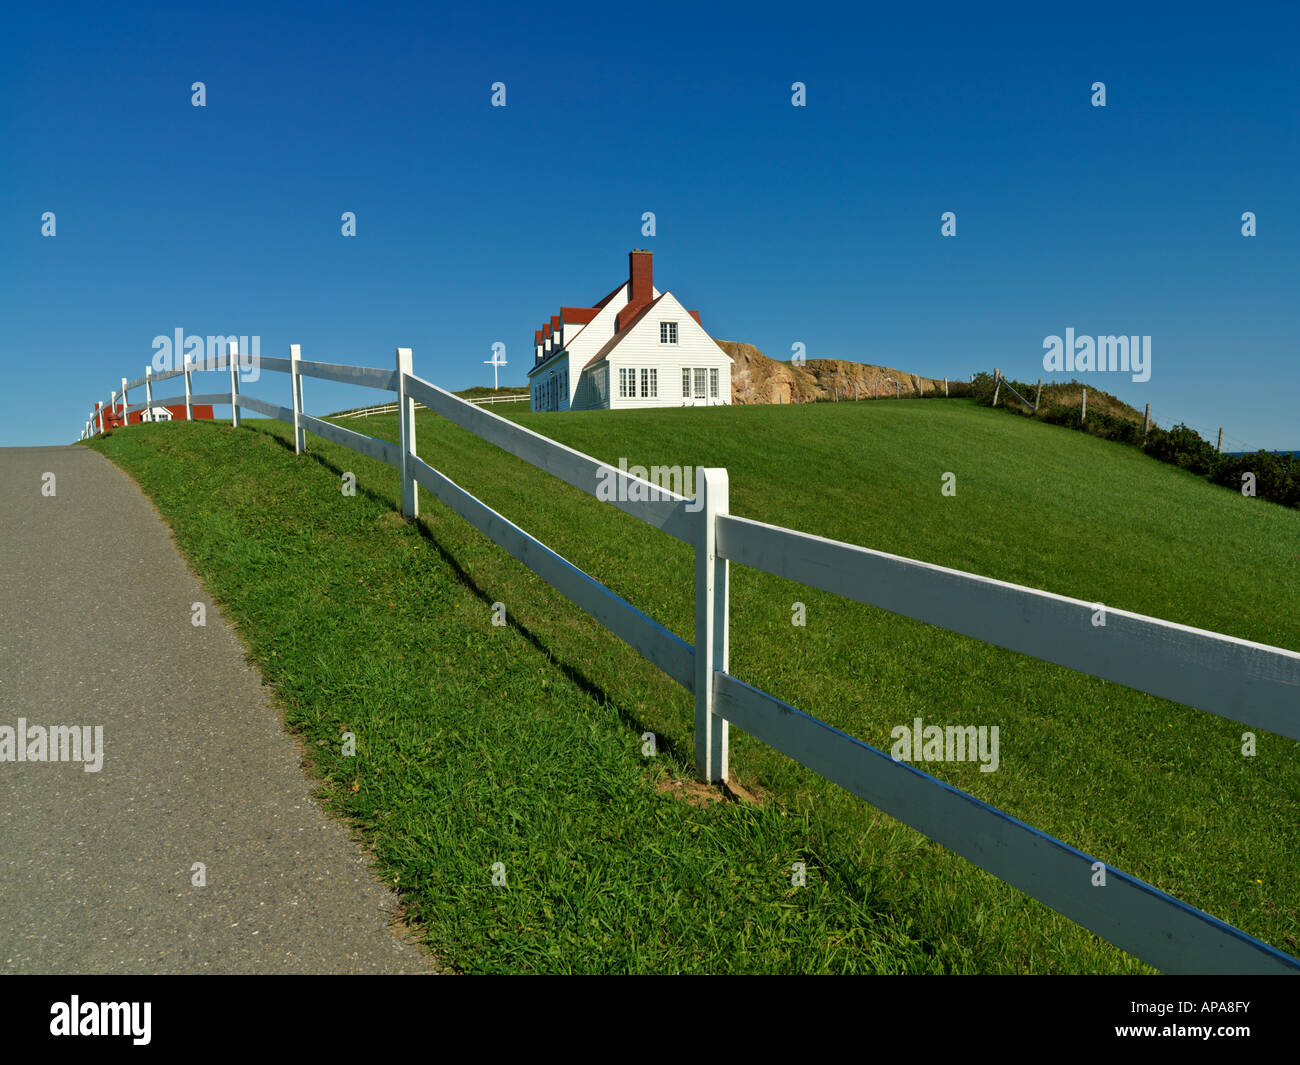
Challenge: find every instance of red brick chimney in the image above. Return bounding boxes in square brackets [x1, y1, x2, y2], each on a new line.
[629, 249, 653, 305]
[618, 249, 654, 331]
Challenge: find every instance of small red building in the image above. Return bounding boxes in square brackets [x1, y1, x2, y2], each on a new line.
[93, 404, 214, 433]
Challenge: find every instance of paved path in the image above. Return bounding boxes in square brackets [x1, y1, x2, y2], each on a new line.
[0, 445, 435, 974]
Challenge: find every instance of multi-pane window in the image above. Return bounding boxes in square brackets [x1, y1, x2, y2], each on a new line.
[694, 368, 707, 399]
[709, 368, 719, 398]
[682, 368, 691, 397]
[618, 367, 657, 399]
[660, 321, 678, 344]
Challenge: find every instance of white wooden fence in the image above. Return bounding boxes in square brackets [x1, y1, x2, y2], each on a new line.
[79, 343, 1300, 974]
[334, 393, 527, 420]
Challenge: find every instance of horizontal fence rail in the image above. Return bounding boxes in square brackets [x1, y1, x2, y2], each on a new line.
[298, 411, 402, 467]
[462, 393, 530, 406]
[404, 376, 697, 543]
[715, 514, 1300, 742]
[333, 395, 524, 420]
[713, 672, 1300, 974]
[296, 358, 397, 391]
[335, 402, 405, 419]
[235, 393, 296, 423]
[76, 343, 1300, 974]
[408, 453, 696, 690]
[130, 392, 230, 412]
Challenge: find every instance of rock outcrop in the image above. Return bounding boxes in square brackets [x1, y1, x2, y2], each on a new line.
[718, 340, 967, 405]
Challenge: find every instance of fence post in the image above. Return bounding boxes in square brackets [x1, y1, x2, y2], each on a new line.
[944, 377, 948, 397]
[290, 343, 305, 453]
[992, 369, 1001, 407]
[184, 357, 193, 420]
[96, 402, 103, 434]
[144, 366, 153, 419]
[396, 347, 417, 518]
[1216, 427, 1223, 453]
[120, 378, 128, 426]
[874, 378, 879, 399]
[1081, 388, 1087, 422]
[228, 340, 241, 428]
[694, 467, 729, 784]
[1143, 403, 1150, 436]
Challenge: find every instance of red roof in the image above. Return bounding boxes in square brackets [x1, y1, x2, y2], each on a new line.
[534, 330, 543, 344]
[543, 323, 552, 337]
[584, 295, 665, 369]
[561, 307, 599, 324]
[616, 298, 651, 333]
[593, 283, 626, 310]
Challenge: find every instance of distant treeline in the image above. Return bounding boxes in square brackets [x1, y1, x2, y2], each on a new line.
[970, 372, 1299, 509]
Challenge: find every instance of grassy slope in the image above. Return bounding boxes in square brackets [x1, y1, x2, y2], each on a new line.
[82, 398, 1300, 972]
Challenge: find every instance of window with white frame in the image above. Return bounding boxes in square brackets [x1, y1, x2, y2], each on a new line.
[694, 368, 707, 399]
[619, 367, 632, 398]
[682, 368, 690, 397]
[660, 321, 678, 344]
[640, 368, 657, 398]
[709, 368, 719, 398]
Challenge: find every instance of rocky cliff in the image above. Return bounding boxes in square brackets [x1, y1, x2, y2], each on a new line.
[717, 340, 968, 405]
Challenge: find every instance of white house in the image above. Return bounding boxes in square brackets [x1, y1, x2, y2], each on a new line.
[527, 250, 732, 412]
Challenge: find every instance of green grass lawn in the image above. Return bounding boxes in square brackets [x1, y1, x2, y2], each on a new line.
[82, 397, 1300, 972]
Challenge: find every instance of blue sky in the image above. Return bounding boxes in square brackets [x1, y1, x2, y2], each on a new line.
[3, 1, 1296, 449]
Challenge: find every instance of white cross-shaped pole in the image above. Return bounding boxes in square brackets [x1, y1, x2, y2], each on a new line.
[484, 349, 507, 390]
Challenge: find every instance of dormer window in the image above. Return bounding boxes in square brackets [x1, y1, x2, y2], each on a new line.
[660, 321, 678, 344]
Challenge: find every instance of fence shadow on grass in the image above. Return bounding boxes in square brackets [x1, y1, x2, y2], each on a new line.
[248, 421, 698, 776]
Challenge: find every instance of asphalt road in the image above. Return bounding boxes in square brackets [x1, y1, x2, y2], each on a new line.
[0, 445, 435, 974]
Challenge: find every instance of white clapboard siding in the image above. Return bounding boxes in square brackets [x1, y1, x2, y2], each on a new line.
[713, 672, 1300, 975]
[404, 374, 698, 544]
[408, 453, 695, 690]
[601, 292, 732, 410]
[716, 513, 1300, 741]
